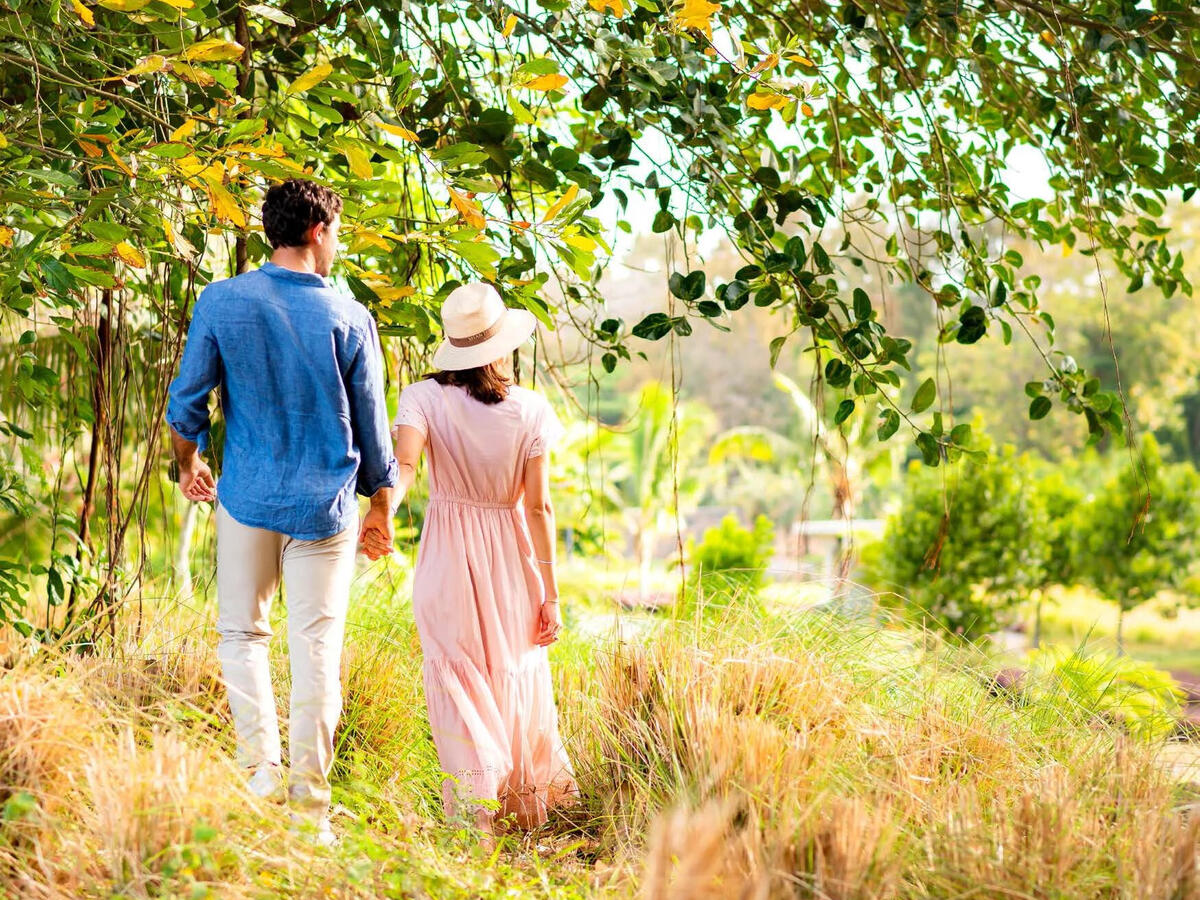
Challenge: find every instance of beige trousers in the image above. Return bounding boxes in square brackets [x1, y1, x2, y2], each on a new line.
[215, 504, 357, 814]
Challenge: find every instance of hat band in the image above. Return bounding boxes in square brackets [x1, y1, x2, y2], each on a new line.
[447, 315, 505, 348]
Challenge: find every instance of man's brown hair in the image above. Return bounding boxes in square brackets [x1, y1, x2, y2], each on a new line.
[261, 179, 343, 249]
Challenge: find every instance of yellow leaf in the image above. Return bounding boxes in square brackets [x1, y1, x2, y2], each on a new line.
[542, 183, 578, 223]
[158, 0, 194, 8]
[377, 121, 419, 142]
[1040, 30, 1056, 46]
[750, 53, 779, 74]
[0, 134, 7, 149]
[524, 73, 568, 92]
[787, 54, 816, 68]
[161, 215, 198, 258]
[675, 0, 720, 36]
[801, 102, 814, 117]
[374, 284, 416, 301]
[70, 0, 95, 27]
[206, 179, 246, 228]
[127, 54, 168, 77]
[97, 0, 151, 9]
[747, 91, 785, 111]
[349, 230, 391, 253]
[182, 39, 245, 63]
[171, 118, 198, 142]
[587, 0, 625, 15]
[564, 233, 596, 252]
[1062, 240, 1073, 258]
[0, 226, 13, 248]
[171, 63, 216, 86]
[502, 13, 517, 37]
[107, 146, 135, 176]
[114, 241, 146, 268]
[342, 145, 373, 179]
[448, 188, 486, 230]
[287, 63, 333, 95]
[78, 140, 104, 158]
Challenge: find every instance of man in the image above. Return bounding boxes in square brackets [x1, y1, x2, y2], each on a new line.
[166, 178, 397, 843]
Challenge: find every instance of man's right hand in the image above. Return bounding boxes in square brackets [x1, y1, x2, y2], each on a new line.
[179, 458, 217, 503]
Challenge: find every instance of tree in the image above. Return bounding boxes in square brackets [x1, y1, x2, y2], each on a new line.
[3, 0, 1200, 632]
[1074, 435, 1200, 654]
[878, 443, 1047, 641]
[1028, 467, 1085, 648]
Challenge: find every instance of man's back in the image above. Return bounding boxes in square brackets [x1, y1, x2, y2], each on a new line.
[167, 261, 396, 540]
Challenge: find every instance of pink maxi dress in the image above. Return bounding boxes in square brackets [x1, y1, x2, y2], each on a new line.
[393, 378, 577, 827]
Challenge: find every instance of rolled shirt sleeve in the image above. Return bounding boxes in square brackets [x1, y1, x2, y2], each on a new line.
[166, 297, 220, 452]
[347, 314, 399, 497]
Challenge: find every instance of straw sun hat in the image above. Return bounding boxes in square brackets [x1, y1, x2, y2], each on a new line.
[431, 282, 537, 372]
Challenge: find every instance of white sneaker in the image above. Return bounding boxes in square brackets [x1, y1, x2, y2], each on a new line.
[289, 811, 337, 847]
[247, 763, 286, 804]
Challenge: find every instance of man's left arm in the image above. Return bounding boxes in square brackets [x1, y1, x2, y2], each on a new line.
[346, 315, 399, 558]
[167, 301, 220, 503]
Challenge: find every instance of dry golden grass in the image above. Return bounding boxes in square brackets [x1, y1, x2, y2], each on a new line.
[567, 608, 1200, 899]
[0, 586, 1197, 898]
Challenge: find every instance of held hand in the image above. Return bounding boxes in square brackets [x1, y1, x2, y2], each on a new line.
[535, 598, 563, 647]
[179, 458, 217, 503]
[358, 505, 394, 561]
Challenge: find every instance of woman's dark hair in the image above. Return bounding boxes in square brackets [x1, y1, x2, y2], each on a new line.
[427, 361, 511, 405]
[261, 179, 343, 249]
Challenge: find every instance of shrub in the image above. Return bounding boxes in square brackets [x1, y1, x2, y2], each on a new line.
[878, 445, 1046, 640]
[1025, 645, 1184, 741]
[681, 515, 774, 615]
[1074, 434, 1200, 652]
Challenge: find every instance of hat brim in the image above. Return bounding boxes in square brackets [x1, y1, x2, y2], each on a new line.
[431, 308, 538, 372]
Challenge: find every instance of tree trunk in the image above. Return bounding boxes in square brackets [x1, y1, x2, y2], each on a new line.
[1032, 590, 1043, 650]
[65, 287, 112, 627]
[1116, 606, 1126, 656]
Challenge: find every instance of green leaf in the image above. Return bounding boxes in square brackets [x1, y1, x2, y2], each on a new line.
[769, 335, 786, 369]
[852, 287, 871, 321]
[915, 432, 941, 466]
[877, 409, 900, 441]
[632, 313, 673, 341]
[1029, 396, 1052, 420]
[833, 399, 855, 425]
[956, 306, 987, 344]
[668, 270, 705, 301]
[911, 377, 936, 413]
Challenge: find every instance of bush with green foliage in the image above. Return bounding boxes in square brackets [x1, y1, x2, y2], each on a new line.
[1025, 645, 1184, 742]
[681, 514, 775, 615]
[1073, 435, 1200, 652]
[879, 445, 1047, 640]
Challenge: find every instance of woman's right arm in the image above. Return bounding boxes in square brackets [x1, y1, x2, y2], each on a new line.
[361, 423, 424, 559]
[391, 423, 425, 502]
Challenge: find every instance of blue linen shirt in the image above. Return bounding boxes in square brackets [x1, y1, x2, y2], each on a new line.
[166, 262, 398, 540]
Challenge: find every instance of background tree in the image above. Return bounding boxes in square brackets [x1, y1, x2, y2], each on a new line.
[877, 442, 1048, 641]
[1074, 435, 1200, 654]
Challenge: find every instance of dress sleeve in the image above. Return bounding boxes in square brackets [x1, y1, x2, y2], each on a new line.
[527, 399, 564, 460]
[393, 382, 428, 437]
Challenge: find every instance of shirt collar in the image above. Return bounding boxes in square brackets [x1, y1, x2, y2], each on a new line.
[260, 261, 329, 287]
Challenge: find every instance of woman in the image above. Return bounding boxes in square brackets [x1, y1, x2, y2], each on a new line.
[369, 282, 576, 838]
